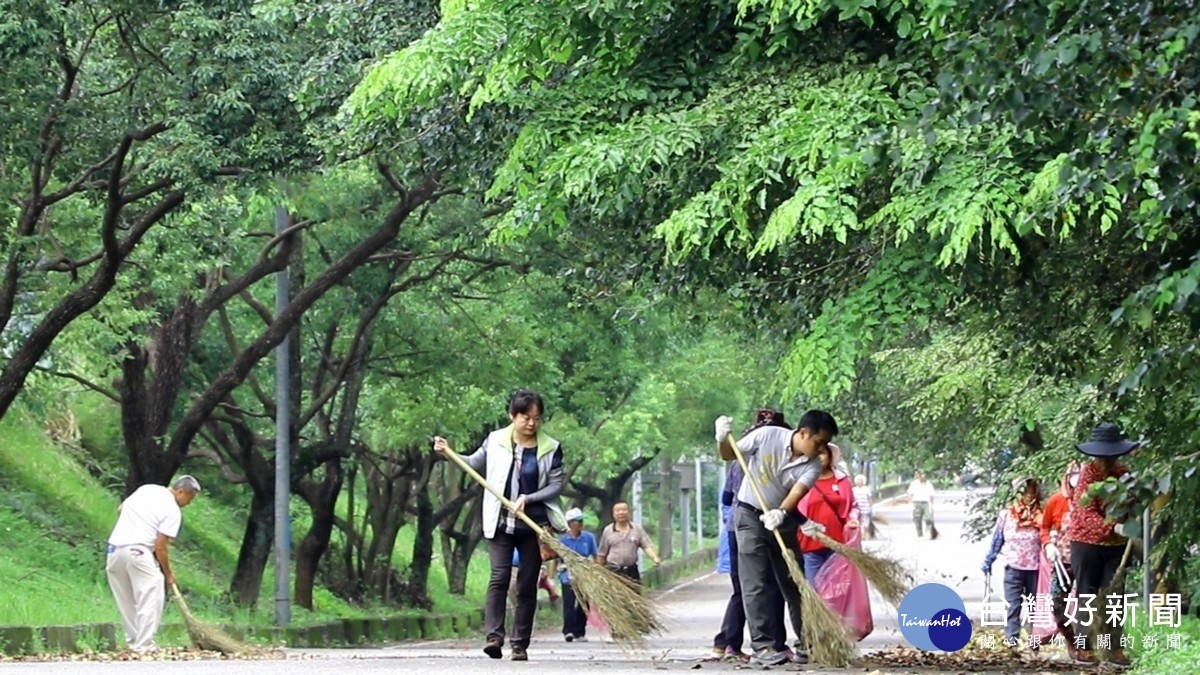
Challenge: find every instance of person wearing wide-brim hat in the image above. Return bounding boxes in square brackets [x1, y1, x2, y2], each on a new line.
[1066, 422, 1140, 667]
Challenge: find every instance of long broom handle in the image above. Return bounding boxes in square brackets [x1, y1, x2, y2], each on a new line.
[170, 583, 190, 612]
[437, 442, 551, 539]
[725, 435, 795, 555]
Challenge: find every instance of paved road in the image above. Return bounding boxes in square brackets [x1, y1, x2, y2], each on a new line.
[5, 489, 1051, 674]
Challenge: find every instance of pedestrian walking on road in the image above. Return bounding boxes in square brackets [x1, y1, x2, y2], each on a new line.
[1068, 423, 1139, 667]
[432, 389, 567, 662]
[797, 443, 859, 584]
[556, 508, 598, 642]
[106, 475, 201, 653]
[981, 476, 1044, 648]
[597, 502, 660, 584]
[852, 474, 874, 539]
[906, 471, 936, 538]
[714, 409, 839, 667]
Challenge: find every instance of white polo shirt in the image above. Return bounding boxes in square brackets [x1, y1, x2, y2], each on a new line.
[734, 426, 820, 510]
[108, 485, 182, 548]
[907, 479, 936, 503]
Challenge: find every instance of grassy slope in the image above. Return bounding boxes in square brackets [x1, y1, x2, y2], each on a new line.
[0, 404, 488, 630]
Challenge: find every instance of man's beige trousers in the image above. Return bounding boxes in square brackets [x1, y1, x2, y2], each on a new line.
[106, 545, 164, 652]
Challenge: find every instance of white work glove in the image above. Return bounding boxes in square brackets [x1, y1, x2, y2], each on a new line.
[1044, 542, 1060, 562]
[799, 520, 827, 538]
[714, 415, 733, 443]
[759, 508, 786, 531]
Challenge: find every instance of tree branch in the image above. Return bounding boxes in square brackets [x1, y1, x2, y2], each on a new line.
[188, 446, 248, 484]
[217, 306, 274, 411]
[238, 290, 273, 325]
[34, 366, 120, 402]
[165, 174, 445, 470]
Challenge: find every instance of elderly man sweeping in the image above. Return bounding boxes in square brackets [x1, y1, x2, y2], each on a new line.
[106, 475, 201, 653]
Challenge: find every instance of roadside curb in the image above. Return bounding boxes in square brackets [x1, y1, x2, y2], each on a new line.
[0, 609, 485, 655]
[0, 550, 718, 655]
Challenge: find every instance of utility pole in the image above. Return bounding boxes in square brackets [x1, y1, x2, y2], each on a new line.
[632, 452, 643, 526]
[273, 205, 291, 627]
[695, 456, 703, 545]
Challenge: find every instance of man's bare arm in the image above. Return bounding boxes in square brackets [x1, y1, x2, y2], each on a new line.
[778, 481, 811, 513]
[154, 533, 175, 586]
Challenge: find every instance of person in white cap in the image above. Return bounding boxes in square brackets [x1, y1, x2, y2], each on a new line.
[106, 475, 201, 653]
[555, 507, 598, 641]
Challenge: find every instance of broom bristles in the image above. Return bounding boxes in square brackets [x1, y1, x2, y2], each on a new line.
[543, 534, 663, 646]
[171, 584, 253, 655]
[778, 542, 855, 667]
[815, 532, 912, 608]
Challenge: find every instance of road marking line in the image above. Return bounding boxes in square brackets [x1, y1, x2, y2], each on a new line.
[656, 571, 716, 597]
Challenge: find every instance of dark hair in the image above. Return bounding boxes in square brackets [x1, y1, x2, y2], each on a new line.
[796, 409, 838, 436]
[743, 408, 790, 435]
[508, 389, 544, 417]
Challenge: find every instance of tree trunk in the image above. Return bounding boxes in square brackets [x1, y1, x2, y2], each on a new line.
[409, 466, 436, 607]
[229, 487, 274, 606]
[440, 494, 484, 595]
[657, 453, 674, 560]
[295, 459, 344, 610]
[360, 453, 414, 600]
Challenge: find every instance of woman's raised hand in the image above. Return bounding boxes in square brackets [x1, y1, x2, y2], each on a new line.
[432, 436, 450, 454]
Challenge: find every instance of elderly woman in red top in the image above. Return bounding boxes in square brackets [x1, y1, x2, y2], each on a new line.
[1068, 423, 1138, 667]
[796, 443, 858, 584]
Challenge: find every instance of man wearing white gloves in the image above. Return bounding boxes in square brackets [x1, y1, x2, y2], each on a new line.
[715, 410, 838, 666]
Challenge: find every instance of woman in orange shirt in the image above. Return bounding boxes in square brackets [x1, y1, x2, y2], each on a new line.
[1040, 462, 1081, 657]
[796, 443, 859, 584]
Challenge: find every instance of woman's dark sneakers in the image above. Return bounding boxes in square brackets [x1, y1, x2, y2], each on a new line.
[511, 645, 528, 661]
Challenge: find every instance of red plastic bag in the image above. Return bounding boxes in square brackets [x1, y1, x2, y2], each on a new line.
[813, 528, 874, 641]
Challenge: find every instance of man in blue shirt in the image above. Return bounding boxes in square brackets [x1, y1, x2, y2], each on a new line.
[556, 508, 598, 641]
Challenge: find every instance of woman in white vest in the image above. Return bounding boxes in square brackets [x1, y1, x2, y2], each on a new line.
[432, 389, 566, 662]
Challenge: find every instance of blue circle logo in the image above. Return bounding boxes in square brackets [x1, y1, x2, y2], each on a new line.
[897, 583, 972, 652]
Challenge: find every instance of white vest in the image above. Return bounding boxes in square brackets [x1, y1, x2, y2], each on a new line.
[480, 425, 567, 539]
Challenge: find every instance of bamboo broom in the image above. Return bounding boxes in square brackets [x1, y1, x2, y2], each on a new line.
[436, 441, 663, 645]
[170, 583, 253, 655]
[725, 436, 855, 666]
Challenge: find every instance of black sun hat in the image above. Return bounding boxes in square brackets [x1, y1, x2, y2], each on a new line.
[1075, 422, 1140, 458]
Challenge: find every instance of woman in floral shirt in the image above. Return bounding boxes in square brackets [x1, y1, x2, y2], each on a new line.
[1067, 423, 1138, 667]
[981, 476, 1043, 647]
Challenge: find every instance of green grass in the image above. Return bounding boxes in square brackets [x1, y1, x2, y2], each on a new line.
[0, 404, 491, 630]
[1127, 612, 1200, 673]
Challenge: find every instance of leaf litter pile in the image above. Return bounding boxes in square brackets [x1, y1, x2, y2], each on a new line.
[860, 643, 1106, 673]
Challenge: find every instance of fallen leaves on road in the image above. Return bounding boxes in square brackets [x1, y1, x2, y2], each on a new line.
[0, 647, 289, 663]
[861, 645, 1089, 673]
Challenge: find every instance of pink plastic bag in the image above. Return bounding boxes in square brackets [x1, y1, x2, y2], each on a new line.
[1031, 553, 1057, 643]
[813, 528, 874, 641]
[586, 602, 609, 634]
